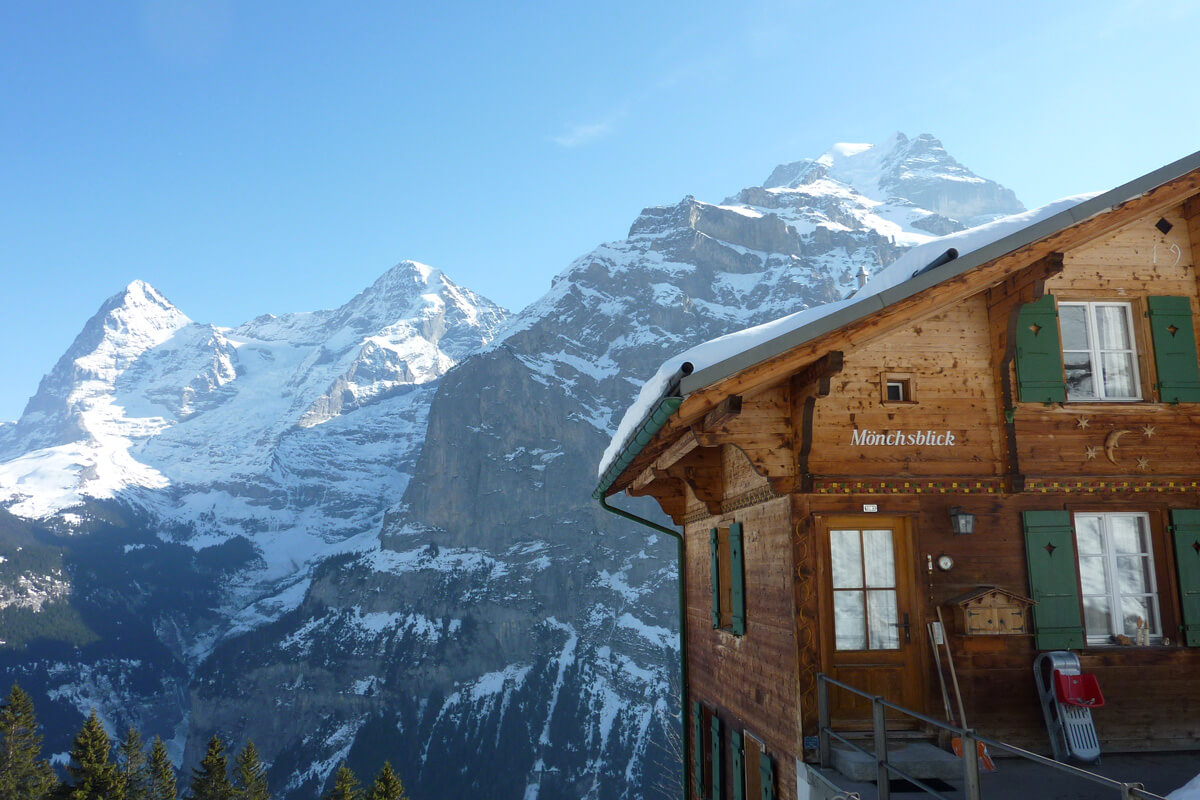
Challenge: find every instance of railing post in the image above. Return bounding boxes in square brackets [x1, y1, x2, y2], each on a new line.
[817, 673, 831, 768]
[873, 696, 890, 800]
[961, 728, 982, 800]
[1123, 782, 1147, 800]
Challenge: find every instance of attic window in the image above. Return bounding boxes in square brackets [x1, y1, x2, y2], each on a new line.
[882, 374, 915, 404]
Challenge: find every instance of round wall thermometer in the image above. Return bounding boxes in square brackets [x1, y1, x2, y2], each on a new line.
[936, 554, 955, 571]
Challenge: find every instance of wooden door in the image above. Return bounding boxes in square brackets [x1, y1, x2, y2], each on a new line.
[818, 515, 923, 728]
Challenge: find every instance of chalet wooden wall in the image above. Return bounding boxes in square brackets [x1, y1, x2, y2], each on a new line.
[786, 489, 1200, 751]
[807, 297, 1003, 479]
[683, 447, 800, 799]
[1015, 207, 1200, 480]
[919, 491, 1200, 750]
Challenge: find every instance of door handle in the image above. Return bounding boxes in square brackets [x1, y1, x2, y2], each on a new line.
[892, 613, 911, 643]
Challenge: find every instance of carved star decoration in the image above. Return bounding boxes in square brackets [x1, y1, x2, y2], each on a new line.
[1076, 416, 1091, 429]
[1136, 457, 1151, 471]
[1142, 425, 1156, 438]
[1085, 445, 1101, 461]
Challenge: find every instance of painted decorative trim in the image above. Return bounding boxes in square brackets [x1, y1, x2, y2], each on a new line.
[813, 478, 1004, 495]
[1023, 478, 1200, 494]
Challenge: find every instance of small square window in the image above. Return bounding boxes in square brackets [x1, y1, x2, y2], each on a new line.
[881, 374, 914, 404]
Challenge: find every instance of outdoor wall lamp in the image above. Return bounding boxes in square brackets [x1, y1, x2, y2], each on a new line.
[949, 506, 975, 535]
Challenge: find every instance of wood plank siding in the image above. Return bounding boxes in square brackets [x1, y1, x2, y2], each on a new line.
[683, 449, 799, 799]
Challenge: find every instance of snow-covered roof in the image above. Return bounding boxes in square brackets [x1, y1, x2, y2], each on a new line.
[597, 149, 1200, 487]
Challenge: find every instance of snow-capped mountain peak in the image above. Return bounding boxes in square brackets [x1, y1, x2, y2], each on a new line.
[762, 133, 1024, 228]
[55, 279, 191, 385]
[6, 281, 191, 453]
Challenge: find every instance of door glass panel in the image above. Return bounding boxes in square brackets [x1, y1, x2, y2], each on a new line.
[834, 591, 866, 650]
[831, 526, 902, 652]
[867, 589, 899, 650]
[831, 529, 863, 589]
[862, 529, 895, 587]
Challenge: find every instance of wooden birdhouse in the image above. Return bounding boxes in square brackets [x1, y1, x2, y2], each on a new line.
[946, 586, 1035, 636]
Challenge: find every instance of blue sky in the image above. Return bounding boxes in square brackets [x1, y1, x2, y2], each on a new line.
[3, 1, 1199, 420]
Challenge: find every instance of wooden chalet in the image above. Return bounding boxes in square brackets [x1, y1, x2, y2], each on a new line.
[594, 151, 1200, 799]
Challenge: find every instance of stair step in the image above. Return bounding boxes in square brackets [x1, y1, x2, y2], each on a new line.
[831, 741, 962, 783]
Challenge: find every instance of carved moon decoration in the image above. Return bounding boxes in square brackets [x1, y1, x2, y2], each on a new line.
[1105, 429, 1132, 465]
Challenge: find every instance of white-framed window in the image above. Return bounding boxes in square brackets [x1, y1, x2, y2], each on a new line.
[1058, 301, 1141, 401]
[1074, 512, 1161, 644]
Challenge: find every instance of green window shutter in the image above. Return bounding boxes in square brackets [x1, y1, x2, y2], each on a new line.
[692, 701, 703, 798]
[1023, 510, 1084, 649]
[711, 528, 721, 628]
[1015, 294, 1067, 403]
[731, 523, 746, 635]
[760, 753, 775, 800]
[1147, 296, 1200, 403]
[731, 730, 744, 800]
[1169, 509, 1200, 646]
[711, 715, 723, 800]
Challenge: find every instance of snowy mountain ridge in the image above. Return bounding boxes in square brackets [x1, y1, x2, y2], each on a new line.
[0, 260, 509, 613]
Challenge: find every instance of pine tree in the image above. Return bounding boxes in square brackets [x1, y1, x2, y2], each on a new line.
[0, 683, 57, 800]
[148, 737, 176, 800]
[365, 763, 407, 800]
[188, 736, 232, 800]
[60, 709, 126, 800]
[231, 742, 269, 800]
[323, 764, 361, 800]
[119, 727, 151, 800]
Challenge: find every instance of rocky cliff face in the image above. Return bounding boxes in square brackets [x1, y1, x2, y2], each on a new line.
[0, 134, 1021, 798]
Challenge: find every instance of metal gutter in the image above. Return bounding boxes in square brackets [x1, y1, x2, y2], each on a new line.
[596, 495, 689, 800]
[679, 148, 1200, 397]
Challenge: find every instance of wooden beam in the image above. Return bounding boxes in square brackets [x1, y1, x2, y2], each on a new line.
[795, 351, 845, 492]
[626, 469, 688, 523]
[667, 447, 724, 516]
[628, 465, 658, 493]
[654, 429, 701, 471]
[693, 384, 796, 493]
[702, 395, 742, 431]
[1184, 195, 1200, 306]
[985, 252, 1065, 313]
[1181, 194, 1200, 221]
[791, 351, 844, 394]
